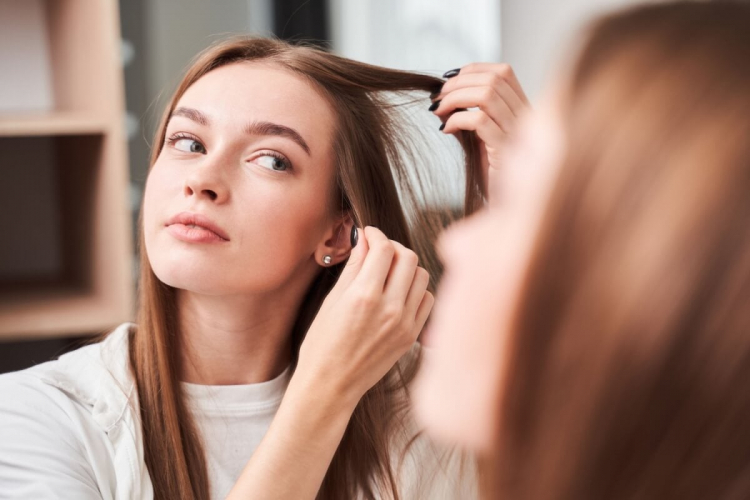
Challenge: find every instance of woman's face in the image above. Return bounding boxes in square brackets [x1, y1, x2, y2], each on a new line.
[414, 89, 566, 451]
[143, 62, 341, 296]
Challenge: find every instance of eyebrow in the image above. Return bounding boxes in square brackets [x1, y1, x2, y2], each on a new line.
[169, 106, 311, 156]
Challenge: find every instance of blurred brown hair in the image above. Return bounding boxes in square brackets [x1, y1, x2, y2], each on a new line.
[486, 2, 750, 498]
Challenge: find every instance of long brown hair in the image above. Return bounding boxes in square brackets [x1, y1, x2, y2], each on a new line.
[486, 2, 750, 499]
[130, 37, 482, 499]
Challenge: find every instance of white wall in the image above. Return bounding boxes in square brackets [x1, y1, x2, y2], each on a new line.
[330, 0, 501, 74]
[501, 0, 639, 100]
[143, 0, 273, 123]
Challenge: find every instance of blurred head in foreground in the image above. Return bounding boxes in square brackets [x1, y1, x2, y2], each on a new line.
[415, 2, 750, 498]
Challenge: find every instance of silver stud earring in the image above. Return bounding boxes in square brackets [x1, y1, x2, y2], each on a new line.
[323, 255, 332, 265]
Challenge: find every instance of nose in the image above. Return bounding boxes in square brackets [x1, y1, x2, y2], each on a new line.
[183, 163, 229, 203]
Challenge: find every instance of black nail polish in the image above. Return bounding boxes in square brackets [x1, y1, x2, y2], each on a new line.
[442, 68, 460, 78]
[428, 100, 441, 112]
[439, 123, 445, 131]
[350, 226, 358, 248]
[429, 90, 441, 100]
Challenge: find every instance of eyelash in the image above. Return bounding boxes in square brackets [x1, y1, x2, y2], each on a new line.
[165, 132, 202, 150]
[255, 150, 294, 172]
[164, 132, 294, 172]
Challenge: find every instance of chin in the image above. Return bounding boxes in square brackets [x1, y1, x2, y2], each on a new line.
[145, 247, 230, 294]
[152, 264, 230, 295]
[413, 362, 494, 453]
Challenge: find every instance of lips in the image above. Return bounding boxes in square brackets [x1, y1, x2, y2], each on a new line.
[165, 212, 230, 242]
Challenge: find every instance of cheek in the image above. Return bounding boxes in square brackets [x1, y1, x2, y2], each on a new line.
[142, 164, 190, 286]
[233, 185, 329, 274]
[142, 165, 173, 259]
[414, 216, 529, 451]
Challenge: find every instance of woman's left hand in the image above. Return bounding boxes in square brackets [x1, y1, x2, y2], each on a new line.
[430, 63, 530, 203]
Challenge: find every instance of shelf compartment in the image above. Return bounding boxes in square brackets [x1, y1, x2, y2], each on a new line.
[0, 134, 133, 340]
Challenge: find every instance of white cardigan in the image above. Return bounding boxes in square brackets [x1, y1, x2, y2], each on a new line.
[0, 324, 475, 499]
[0, 323, 151, 499]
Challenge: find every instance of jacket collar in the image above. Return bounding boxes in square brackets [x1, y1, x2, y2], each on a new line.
[39, 322, 137, 431]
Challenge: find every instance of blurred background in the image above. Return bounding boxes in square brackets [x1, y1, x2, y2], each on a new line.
[0, 0, 633, 373]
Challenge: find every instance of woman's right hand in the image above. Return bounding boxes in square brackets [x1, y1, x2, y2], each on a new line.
[229, 227, 432, 499]
[297, 226, 434, 406]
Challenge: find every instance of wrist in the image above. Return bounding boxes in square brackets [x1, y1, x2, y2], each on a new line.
[287, 364, 361, 418]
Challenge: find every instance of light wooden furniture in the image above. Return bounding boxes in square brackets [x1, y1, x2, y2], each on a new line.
[0, 0, 133, 340]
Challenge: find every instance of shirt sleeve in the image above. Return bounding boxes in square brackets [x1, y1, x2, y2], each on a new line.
[0, 373, 103, 499]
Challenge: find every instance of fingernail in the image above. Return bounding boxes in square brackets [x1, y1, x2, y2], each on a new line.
[442, 68, 460, 78]
[429, 90, 441, 100]
[428, 99, 441, 112]
[350, 226, 358, 248]
[439, 123, 445, 131]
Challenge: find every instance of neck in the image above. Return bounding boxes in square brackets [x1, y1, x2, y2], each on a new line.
[176, 287, 303, 385]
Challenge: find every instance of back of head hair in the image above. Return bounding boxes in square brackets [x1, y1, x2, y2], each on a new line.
[487, 2, 750, 499]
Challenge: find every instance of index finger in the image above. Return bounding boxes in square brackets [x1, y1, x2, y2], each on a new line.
[452, 62, 529, 105]
[354, 226, 395, 293]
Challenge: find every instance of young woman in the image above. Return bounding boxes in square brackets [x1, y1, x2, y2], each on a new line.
[415, 2, 750, 499]
[0, 38, 528, 499]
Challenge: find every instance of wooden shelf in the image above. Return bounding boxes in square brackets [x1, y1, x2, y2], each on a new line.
[0, 0, 133, 340]
[0, 113, 108, 137]
[0, 286, 129, 341]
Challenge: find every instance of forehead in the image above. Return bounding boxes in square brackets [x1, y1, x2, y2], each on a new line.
[174, 61, 336, 153]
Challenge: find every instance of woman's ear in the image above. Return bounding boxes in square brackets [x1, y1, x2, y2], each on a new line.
[314, 213, 356, 266]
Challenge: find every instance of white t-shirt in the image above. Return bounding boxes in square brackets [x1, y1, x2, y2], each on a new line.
[0, 323, 476, 499]
[182, 367, 291, 499]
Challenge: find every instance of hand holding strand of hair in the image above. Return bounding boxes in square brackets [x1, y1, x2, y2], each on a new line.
[431, 63, 530, 203]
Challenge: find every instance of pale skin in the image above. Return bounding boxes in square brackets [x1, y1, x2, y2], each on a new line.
[142, 60, 528, 498]
[414, 83, 566, 451]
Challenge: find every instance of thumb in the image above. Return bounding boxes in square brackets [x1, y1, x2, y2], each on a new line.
[337, 226, 368, 287]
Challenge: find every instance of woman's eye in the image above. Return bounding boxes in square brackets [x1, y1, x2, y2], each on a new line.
[174, 138, 206, 154]
[254, 154, 291, 172]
